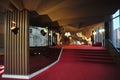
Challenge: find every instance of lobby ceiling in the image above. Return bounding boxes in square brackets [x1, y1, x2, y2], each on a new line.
[0, 0, 120, 36]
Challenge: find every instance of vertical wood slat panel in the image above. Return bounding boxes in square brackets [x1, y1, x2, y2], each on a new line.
[22, 10, 24, 74]
[14, 10, 17, 74]
[4, 10, 29, 75]
[4, 12, 6, 73]
[5, 12, 8, 73]
[9, 12, 12, 74]
[9, 11, 13, 74]
[4, 12, 8, 74]
[25, 10, 29, 74]
[11, 11, 14, 74]
[17, 11, 20, 75]
[19, 11, 22, 74]
[6, 12, 8, 73]
[9, 12, 11, 74]
[14, 11, 17, 74]
[22, 10, 25, 74]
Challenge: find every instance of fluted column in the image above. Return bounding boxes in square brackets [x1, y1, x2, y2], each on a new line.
[4, 10, 29, 76]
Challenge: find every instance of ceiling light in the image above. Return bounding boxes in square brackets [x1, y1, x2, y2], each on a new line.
[64, 32, 71, 37]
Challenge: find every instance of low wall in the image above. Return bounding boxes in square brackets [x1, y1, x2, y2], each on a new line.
[29, 47, 62, 73]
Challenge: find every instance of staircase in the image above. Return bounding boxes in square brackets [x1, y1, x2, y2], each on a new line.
[60, 48, 115, 64]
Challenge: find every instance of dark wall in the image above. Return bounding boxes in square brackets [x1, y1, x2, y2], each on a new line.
[104, 22, 110, 39]
[0, 13, 4, 48]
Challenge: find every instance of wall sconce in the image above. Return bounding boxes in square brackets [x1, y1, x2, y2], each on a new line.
[10, 21, 19, 34]
[41, 28, 48, 36]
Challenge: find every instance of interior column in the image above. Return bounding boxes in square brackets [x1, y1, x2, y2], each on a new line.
[3, 9, 29, 78]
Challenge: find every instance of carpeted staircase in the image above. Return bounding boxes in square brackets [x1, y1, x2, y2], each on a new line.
[60, 48, 115, 64]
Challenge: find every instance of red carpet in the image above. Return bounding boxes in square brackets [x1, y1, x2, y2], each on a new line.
[30, 45, 120, 80]
[1, 45, 120, 80]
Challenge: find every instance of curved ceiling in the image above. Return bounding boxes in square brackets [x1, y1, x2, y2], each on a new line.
[0, 0, 120, 36]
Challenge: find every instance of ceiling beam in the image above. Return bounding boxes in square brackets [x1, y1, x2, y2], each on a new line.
[37, 0, 64, 14]
[48, 4, 117, 21]
[57, 14, 110, 27]
[22, 0, 43, 10]
[0, 0, 13, 11]
[9, 0, 24, 10]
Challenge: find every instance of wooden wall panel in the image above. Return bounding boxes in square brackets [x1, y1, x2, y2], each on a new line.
[4, 10, 29, 75]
